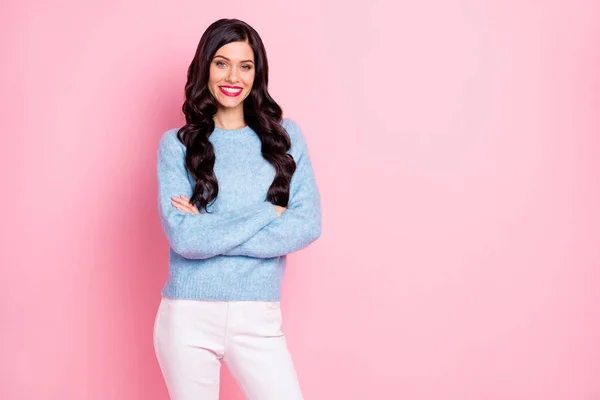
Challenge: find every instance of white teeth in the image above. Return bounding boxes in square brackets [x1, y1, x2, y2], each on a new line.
[221, 87, 242, 93]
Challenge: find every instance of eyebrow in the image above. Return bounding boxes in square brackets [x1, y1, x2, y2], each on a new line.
[213, 55, 254, 64]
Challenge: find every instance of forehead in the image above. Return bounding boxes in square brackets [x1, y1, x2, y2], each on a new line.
[213, 41, 254, 61]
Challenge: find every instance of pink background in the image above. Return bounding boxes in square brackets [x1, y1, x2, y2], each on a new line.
[1, 0, 599, 399]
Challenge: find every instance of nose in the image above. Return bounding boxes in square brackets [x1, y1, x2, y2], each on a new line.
[226, 66, 239, 83]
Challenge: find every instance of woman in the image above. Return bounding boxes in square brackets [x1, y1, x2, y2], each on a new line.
[153, 18, 322, 400]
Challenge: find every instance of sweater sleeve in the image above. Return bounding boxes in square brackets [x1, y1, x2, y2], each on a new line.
[222, 119, 322, 258]
[157, 129, 279, 260]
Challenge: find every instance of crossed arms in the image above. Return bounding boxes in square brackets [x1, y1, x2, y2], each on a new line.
[156, 119, 322, 259]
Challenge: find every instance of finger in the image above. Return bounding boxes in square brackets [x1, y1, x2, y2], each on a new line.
[171, 200, 183, 211]
[171, 196, 185, 205]
[174, 195, 199, 214]
[171, 200, 190, 213]
[173, 197, 195, 212]
[181, 196, 200, 213]
[172, 195, 190, 202]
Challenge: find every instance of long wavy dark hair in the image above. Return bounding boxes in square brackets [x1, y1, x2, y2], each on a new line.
[177, 18, 295, 213]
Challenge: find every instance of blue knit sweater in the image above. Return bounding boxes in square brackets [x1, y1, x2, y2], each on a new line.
[156, 118, 322, 301]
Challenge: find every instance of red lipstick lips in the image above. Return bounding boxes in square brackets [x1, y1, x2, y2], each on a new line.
[219, 85, 243, 97]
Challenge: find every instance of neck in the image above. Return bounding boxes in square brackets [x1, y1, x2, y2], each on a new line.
[213, 105, 246, 130]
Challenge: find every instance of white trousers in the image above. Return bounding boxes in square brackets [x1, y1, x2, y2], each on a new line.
[153, 296, 304, 400]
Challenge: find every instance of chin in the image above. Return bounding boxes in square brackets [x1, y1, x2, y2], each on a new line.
[217, 99, 243, 109]
[217, 94, 248, 108]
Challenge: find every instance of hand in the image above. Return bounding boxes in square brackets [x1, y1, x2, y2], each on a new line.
[171, 195, 200, 214]
[274, 205, 287, 217]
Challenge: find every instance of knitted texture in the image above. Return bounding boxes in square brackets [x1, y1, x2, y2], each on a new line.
[156, 118, 321, 300]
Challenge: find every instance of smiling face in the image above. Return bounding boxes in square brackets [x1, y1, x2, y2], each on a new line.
[208, 40, 256, 110]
